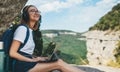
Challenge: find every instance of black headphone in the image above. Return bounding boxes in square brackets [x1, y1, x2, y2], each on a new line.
[22, 5, 42, 23]
[22, 5, 31, 23]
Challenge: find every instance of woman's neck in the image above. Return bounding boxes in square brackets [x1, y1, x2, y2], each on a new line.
[27, 21, 35, 30]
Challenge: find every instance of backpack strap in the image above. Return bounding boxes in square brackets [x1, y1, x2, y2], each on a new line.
[17, 24, 30, 50]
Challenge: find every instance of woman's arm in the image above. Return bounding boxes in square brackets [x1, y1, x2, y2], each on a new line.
[9, 40, 48, 62]
[9, 40, 34, 62]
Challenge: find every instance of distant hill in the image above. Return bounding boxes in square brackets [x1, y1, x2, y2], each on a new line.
[41, 30, 88, 65]
[89, 3, 120, 31]
[42, 29, 75, 33]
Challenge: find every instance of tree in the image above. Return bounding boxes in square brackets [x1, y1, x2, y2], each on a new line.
[89, 3, 120, 31]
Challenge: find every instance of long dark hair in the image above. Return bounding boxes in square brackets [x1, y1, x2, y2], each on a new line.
[33, 29, 43, 56]
[22, 5, 43, 56]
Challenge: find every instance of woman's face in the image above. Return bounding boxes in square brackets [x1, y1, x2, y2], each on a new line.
[28, 6, 40, 22]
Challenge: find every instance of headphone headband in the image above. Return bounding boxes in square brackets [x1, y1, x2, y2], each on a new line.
[22, 5, 35, 23]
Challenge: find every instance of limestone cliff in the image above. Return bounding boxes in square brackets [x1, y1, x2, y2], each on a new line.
[84, 3, 120, 67]
[83, 30, 120, 65]
[0, 0, 28, 39]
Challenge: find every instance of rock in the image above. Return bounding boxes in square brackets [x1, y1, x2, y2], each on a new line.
[0, 0, 28, 39]
[82, 30, 120, 65]
[77, 65, 120, 72]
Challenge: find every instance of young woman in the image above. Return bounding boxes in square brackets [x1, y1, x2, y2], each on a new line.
[9, 5, 84, 72]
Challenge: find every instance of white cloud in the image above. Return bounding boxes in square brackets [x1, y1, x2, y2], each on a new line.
[96, 0, 119, 10]
[37, 0, 84, 13]
[26, 0, 120, 32]
[84, 0, 120, 21]
[67, 0, 83, 4]
[61, 0, 120, 32]
[26, 0, 120, 14]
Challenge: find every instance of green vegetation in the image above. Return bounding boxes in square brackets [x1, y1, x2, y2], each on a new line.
[107, 41, 120, 68]
[10, 14, 88, 65]
[107, 60, 120, 68]
[42, 30, 88, 65]
[12, 15, 21, 25]
[109, 41, 120, 67]
[42, 29, 74, 33]
[88, 3, 120, 67]
[115, 41, 120, 64]
[89, 3, 120, 31]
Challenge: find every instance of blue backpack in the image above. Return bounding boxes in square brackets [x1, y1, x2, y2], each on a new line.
[2, 24, 30, 72]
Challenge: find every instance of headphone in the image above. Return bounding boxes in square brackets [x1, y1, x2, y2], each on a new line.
[22, 5, 32, 23]
[22, 5, 42, 23]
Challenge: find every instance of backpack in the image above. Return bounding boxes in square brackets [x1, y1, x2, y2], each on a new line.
[2, 24, 30, 72]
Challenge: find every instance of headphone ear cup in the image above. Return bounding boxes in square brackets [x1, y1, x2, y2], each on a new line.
[22, 11, 29, 22]
[39, 15, 42, 23]
[23, 13, 26, 18]
[26, 12, 29, 22]
[22, 12, 26, 21]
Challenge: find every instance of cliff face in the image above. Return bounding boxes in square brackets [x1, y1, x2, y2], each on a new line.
[83, 30, 120, 65]
[0, 0, 28, 39]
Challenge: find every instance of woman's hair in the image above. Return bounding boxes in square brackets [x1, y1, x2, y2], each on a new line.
[21, 5, 43, 56]
[21, 5, 41, 30]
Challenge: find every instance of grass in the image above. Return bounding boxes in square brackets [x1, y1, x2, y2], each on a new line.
[107, 60, 120, 68]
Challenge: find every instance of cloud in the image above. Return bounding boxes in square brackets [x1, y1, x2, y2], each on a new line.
[26, 0, 120, 32]
[96, 0, 119, 10]
[60, 0, 120, 32]
[26, 0, 120, 14]
[37, 0, 84, 13]
[83, 0, 120, 22]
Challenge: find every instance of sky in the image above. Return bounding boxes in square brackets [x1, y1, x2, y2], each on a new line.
[26, 0, 120, 33]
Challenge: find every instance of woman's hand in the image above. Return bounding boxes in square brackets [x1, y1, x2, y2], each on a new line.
[32, 57, 49, 62]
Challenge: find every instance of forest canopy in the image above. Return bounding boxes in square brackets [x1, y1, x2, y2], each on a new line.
[89, 3, 120, 31]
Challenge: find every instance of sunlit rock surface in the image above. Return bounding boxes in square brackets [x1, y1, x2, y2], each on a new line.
[83, 30, 120, 65]
[0, 0, 28, 39]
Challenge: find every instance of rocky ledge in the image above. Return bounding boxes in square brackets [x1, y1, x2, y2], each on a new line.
[82, 30, 120, 65]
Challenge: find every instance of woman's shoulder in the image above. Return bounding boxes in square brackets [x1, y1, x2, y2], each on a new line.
[17, 25, 27, 31]
[14, 25, 28, 35]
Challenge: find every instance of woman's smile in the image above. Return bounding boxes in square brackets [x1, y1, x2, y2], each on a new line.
[28, 7, 40, 21]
